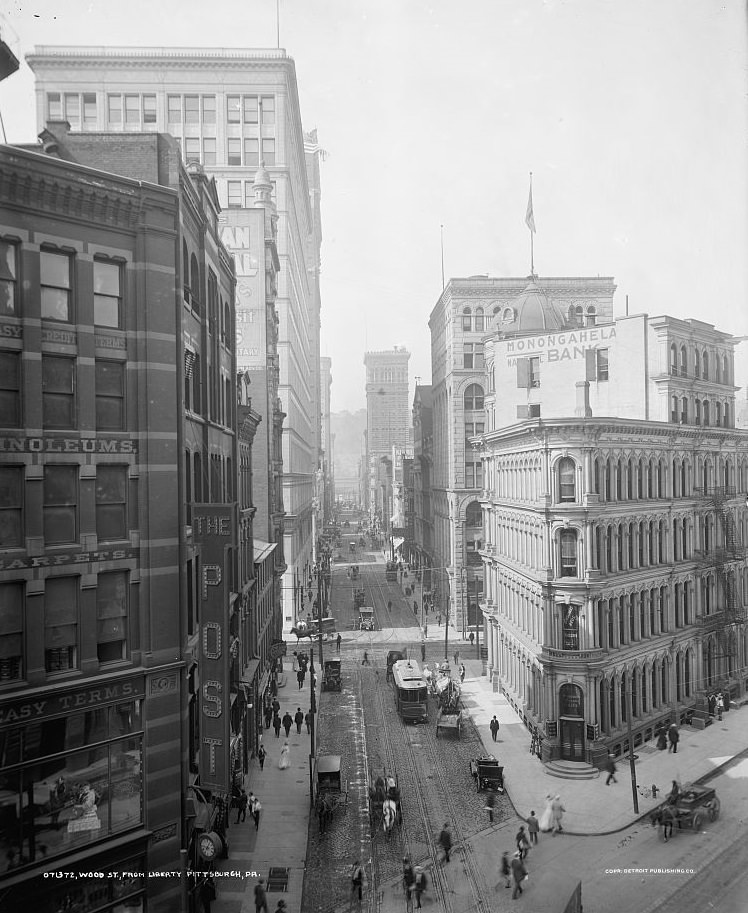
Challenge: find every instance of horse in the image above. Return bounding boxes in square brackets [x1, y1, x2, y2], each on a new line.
[382, 798, 397, 836]
[650, 805, 681, 841]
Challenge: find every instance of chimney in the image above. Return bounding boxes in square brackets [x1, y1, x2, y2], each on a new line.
[575, 381, 592, 418]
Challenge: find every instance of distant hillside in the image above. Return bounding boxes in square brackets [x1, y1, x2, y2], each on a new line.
[331, 409, 366, 481]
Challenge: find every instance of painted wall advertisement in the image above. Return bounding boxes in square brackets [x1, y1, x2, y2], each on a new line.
[193, 504, 235, 794]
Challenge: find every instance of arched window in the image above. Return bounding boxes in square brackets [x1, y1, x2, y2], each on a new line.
[568, 305, 584, 327]
[695, 399, 701, 425]
[465, 501, 482, 528]
[224, 302, 232, 350]
[680, 345, 688, 376]
[585, 306, 597, 327]
[671, 395, 678, 423]
[561, 606, 580, 651]
[462, 307, 472, 331]
[560, 529, 578, 576]
[669, 343, 678, 375]
[694, 349, 700, 378]
[681, 397, 688, 424]
[722, 354, 729, 385]
[182, 241, 190, 299]
[702, 351, 709, 380]
[703, 401, 710, 426]
[190, 254, 200, 315]
[474, 307, 484, 332]
[715, 402, 722, 427]
[464, 384, 484, 410]
[714, 355, 722, 384]
[558, 457, 576, 502]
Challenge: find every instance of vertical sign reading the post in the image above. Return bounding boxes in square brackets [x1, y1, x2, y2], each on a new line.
[193, 505, 234, 793]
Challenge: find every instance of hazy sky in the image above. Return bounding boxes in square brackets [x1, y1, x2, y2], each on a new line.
[1, 0, 746, 413]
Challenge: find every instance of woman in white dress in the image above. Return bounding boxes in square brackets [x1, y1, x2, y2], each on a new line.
[538, 794, 554, 832]
[278, 740, 290, 770]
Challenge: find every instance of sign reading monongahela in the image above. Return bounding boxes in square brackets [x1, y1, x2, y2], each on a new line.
[505, 326, 617, 363]
[193, 505, 235, 794]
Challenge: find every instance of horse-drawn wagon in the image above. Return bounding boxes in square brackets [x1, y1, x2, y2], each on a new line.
[470, 756, 505, 793]
[650, 783, 720, 841]
[313, 755, 348, 833]
[352, 587, 366, 609]
[321, 658, 342, 692]
[368, 771, 402, 837]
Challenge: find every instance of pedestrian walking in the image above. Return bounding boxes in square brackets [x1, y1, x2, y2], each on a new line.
[485, 789, 496, 823]
[251, 793, 262, 830]
[402, 857, 415, 900]
[263, 705, 272, 729]
[294, 708, 304, 734]
[489, 716, 500, 742]
[361, 651, 370, 666]
[515, 826, 530, 859]
[438, 822, 452, 863]
[604, 752, 618, 785]
[254, 877, 269, 913]
[351, 860, 364, 902]
[539, 795, 553, 832]
[421, 642, 426, 663]
[551, 795, 565, 835]
[469, 631, 475, 647]
[511, 852, 528, 899]
[656, 727, 667, 750]
[278, 740, 290, 770]
[272, 698, 280, 717]
[459, 663, 466, 683]
[257, 744, 266, 770]
[500, 850, 511, 889]
[200, 875, 217, 913]
[296, 669, 305, 690]
[305, 710, 311, 733]
[336, 633, 342, 652]
[717, 691, 724, 721]
[282, 712, 293, 738]
[387, 600, 392, 612]
[453, 650, 460, 668]
[668, 723, 680, 754]
[526, 811, 539, 845]
[413, 866, 428, 909]
[413, 599, 418, 615]
[272, 714, 281, 738]
[236, 787, 248, 823]
[437, 614, 441, 627]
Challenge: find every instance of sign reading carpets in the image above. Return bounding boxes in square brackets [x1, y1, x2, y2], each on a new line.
[193, 505, 235, 793]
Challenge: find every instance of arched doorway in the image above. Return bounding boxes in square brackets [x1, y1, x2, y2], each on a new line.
[559, 683, 585, 761]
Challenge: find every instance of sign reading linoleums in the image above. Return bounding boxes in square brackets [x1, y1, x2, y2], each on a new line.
[0, 436, 137, 454]
[505, 326, 617, 364]
[193, 505, 235, 794]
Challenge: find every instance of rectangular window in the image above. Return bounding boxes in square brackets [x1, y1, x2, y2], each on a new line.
[465, 462, 475, 488]
[529, 356, 541, 388]
[244, 181, 254, 208]
[124, 95, 139, 124]
[262, 138, 276, 166]
[96, 466, 127, 541]
[83, 93, 97, 125]
[167, 95, 182, 123]
[243, 95, 258, 123]
[597, 348, 609, 381]
[0, 581, 23, 681]
[202, 95, 216, 124]
[202, 138, 217, 165]
[43, 356, 75, 429]
[107, 94, 122, 124]
[463, 344, 475, 369]
[96, 360, 125, 430]
[40, 249, 72, 321]
[227, 138, 241, 166]
[261, 95, 275, 125]
[184, 95, 199, 123]
[44, 577, 78, 672]
[227, 181, 242, 208]
[243, 137, 259, 166]
[184, 137, 200, 164]
[0, 466, 23, 548]
[44, 465, 77, 544]
[96, 572, 128, 663]
[143, 94, 157, 124]
[227, 95, 241, 123]
[0, 240, 18, 316]
[94, 259, 122, 328]
[64, 94, 80, 125]
[0, 351, 21, 426]
[560, 531, 577, 576]
[48, 92, 62, 120]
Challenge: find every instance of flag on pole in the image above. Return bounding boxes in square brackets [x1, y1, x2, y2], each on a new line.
[525, 180, 536, 233]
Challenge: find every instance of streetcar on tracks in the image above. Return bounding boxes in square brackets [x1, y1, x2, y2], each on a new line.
[358, 606, 375, 631]
[385, 559, 398, 582]
[391, 659, 429, 723]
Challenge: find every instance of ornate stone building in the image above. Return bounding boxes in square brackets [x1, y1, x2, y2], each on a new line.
[479, 279, 748, 765]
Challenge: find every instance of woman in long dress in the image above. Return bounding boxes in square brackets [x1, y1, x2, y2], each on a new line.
[278, 740, 290, 770]
[538, 794, 554, 832]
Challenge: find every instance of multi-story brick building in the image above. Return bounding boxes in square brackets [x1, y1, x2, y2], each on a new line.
[26, 44, 324, 630]
[480, 278, 748, 765]
[0, 128, 241, 909]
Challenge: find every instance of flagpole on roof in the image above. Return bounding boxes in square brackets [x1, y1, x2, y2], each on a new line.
[525, 172, 536, 278]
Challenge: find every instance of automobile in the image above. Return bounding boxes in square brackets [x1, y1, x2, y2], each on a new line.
[321, 658, 342, 692]
[358, 607, 375, 631]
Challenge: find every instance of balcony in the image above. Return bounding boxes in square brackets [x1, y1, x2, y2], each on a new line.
[543, 646, 604, 663]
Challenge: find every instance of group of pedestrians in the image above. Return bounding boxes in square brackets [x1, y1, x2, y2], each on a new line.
[497, 798, 564, 900]
[264, 698, 312, 740]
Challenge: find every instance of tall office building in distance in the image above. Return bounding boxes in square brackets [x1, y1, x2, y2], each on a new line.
[27, 45, 325, 629]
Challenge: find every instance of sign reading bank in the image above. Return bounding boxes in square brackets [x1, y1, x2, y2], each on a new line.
[506, 326, 616, 364]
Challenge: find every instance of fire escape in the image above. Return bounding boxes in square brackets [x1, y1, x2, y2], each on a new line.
[694, 486, 746, 680]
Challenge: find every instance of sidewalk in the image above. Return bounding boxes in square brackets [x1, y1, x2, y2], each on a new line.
[211, 676, 316, 913]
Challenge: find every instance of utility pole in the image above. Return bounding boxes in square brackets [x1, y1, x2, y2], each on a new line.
[625, 677, 639, 814]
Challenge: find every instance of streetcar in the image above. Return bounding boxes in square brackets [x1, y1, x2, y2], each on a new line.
[385, 559, 398, 582]
[391, 659, 429, 723]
